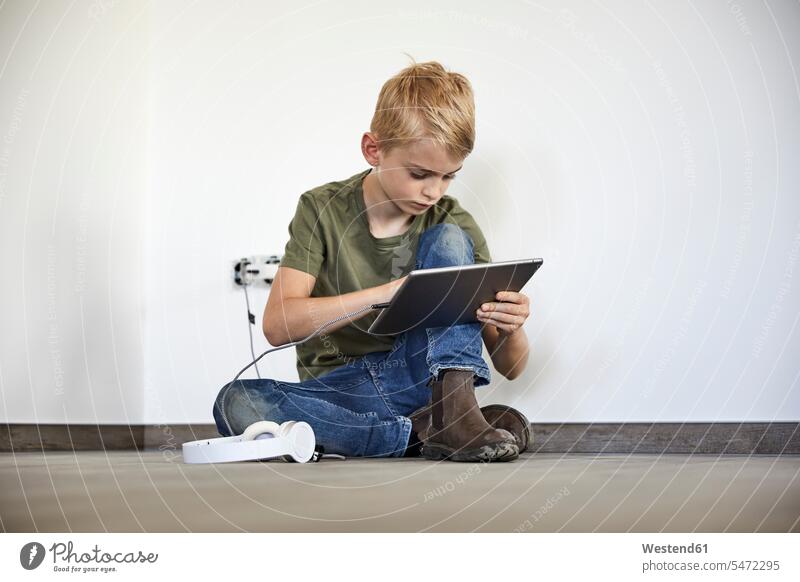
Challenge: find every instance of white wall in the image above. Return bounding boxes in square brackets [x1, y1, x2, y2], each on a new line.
[1, 0, 798, 425]
[0, 0, 149, 423]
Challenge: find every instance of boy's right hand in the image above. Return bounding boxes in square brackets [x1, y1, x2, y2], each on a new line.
[383, 275, 408, 303]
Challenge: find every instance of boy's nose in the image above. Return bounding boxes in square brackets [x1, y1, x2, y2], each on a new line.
[421, 186, 440, 201]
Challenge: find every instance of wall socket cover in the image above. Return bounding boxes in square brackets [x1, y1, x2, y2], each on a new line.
[234, 255, 282, 286]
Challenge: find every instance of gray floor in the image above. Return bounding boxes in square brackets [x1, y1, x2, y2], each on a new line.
[2, 451, 799, 532]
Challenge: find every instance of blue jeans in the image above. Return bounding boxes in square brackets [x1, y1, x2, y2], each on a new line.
[212, 224, 492, 458]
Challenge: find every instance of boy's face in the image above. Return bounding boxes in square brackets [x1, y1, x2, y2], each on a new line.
[367, 136, 465, 215]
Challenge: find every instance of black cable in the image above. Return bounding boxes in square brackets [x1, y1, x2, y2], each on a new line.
[242, 282, 261, 379]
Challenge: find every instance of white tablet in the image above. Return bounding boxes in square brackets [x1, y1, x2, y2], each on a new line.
[367, 258, 543, 336]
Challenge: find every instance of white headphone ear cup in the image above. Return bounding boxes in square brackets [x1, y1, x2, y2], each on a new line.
[241, 421, 281, 441]
[280, 420, 297, 463]
[239, 421, 315, 462]
[277, 421, 298, 461]
[285, 422, 316, 463]
[278, 421, 296, 437]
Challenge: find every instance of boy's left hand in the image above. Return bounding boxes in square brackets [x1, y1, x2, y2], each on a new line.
[476, 291, 530, 337]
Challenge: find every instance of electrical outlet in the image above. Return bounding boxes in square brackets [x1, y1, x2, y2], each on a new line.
[234, 254, 282, 286]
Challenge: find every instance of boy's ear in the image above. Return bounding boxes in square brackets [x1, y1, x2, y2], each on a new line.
[361, 132, 381, 167]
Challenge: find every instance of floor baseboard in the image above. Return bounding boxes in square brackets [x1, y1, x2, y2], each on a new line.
[529, 422, 799, 454]
[2, 422, 798, 454]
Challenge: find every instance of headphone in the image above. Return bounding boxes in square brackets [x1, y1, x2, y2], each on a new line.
[183, 420, 318, 464]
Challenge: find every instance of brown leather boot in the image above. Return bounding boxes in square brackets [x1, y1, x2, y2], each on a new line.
[480, 404, 532, 453]
[409, 403, 432, 435]
[409, 398, 532, 454]
[404, 403, 433, 457]
[417, 370, 519, 462]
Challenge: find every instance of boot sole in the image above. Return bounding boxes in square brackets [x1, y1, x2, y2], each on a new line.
[422, 441, 519, 463]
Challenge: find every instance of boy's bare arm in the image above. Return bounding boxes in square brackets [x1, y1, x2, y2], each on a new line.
[263, 266, 406, 346]
[481, 325, 529, 381]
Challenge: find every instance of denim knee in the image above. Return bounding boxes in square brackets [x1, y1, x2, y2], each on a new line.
[212, 380, 282, 437]
[416, 223, 475, 269]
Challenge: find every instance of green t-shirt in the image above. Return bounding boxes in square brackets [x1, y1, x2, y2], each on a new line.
[279, 168, 492, 381]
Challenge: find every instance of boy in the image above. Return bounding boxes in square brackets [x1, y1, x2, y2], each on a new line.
[213, 60, 532, 462]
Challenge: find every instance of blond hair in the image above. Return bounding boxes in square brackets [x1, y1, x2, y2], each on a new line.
[370, 59, 475, 159]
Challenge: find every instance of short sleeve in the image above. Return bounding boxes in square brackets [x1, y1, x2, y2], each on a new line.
[279, 194, 326, 277]
[444, 198, 493, 264]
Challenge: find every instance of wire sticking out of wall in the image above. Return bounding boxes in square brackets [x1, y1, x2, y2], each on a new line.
[242, 282, 261, 379]
[233, 255, 282, 380]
